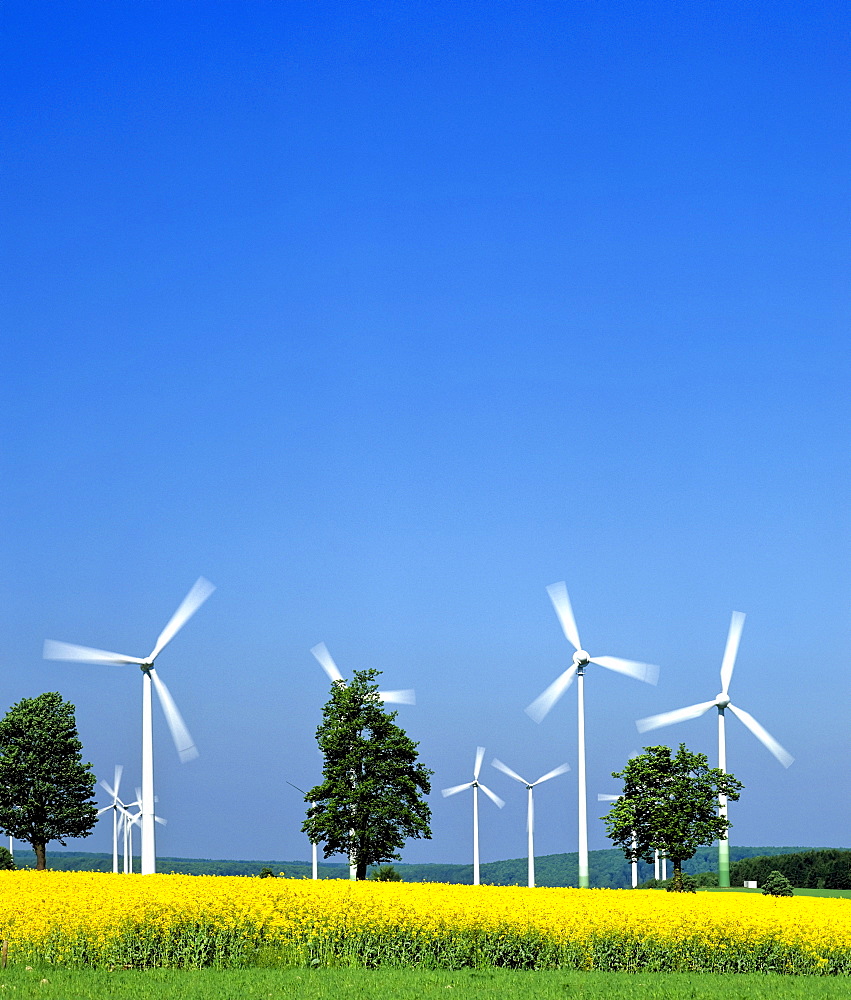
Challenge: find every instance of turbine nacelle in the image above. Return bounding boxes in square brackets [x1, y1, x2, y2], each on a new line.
[572, 649, 591, 667]
[715, 693, 730, 709]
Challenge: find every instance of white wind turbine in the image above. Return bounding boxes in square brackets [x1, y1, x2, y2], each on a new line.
[44, 577, 214, 875]
[636, 611, 792, 888]
[98, 765, 126, 874]
[597, 793, 639, 888]
[526, 582, 659, 888]
[492, 758, 569, 887]
[442, 747, 505, 886]
[287, 781, 319, 880]
[310, 642, 415, 879]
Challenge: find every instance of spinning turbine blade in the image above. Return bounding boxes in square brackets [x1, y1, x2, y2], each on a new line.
[473, 746, 485, 780]
[597, 794, 619, 802]
[636, 700, 717, 732]
[43, 640, 144, 666]
[546, 582, 581, 651]
[525, 664, 578, 723]
[149, 577, 216, 661]
[310, 643, 345, 684]
[378, 689, 416, 705]
[441, 782, 473, 798]
[533, 762, 570, 785]
[113, 764, 123, 796]
[150, 669, 198, 762]
[492, 759, 528, 785]
[728, 703, 794, 768]
[478, 783, 505, 809]
[720, 611, 746, 695]
[591, 656, 659, 685]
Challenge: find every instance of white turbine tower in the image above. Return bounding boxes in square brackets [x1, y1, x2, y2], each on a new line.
[636, 611, 792, 888]
[287, 781, 319, 880]
[492, 758, 569, 887]
[310, 642, 415, 879]
[598, 793, 639, 888]
[442, 747, 504, 886]
[526, 582, 659, 888]
[44, 577, 214, 875]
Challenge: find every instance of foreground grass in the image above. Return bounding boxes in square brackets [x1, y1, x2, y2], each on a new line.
[2, 967, 851, 1000]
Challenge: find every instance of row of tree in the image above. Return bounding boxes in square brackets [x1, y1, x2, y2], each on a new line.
[730, 849, 851, 890]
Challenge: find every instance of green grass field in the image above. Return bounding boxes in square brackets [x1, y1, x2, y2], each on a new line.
[2, 967, 850, 1000]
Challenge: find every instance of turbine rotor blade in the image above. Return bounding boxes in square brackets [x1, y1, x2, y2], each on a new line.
[378, 689, 416, 705]
[150, 668, 199, 763]
[546, 582, 581, 651]
[591, 656, 659, 685]
[310, 643, 345, 684]
[479, 783, 505, 809]
[720, 611, 746, 695]
[491, 758, 528, 785]
[597, 794, 619, 802]
[149, 577, 216, 662]
[525, 664, 578, 723]
[636, 701, 717, 733]
[473, 746, 485, 780]
[728, 703, 794, 768]
[113, 764, 123, 798]
[100, 779, 117, 799]
[43, 640, 144, 666]
[441, 782, 473, 798]
[533, 762, 570, 785]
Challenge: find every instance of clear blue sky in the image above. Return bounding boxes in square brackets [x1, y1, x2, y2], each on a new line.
[1, 1, 848, 867]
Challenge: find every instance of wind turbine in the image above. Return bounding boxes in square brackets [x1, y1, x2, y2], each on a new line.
[310, 643, 415, 705]
[44, 577, 214, 875]
[492, 758, 569, 887]
[287, 781, 319, 880]
[98, 765, 126, 873]
[636, 611, 792, 888]
[441, 747, 504, 886]
[598, 793, 639, 888]
[526, 581, 659, 888]
[123, 789, 166, 873]
[310, 642, 415, 879]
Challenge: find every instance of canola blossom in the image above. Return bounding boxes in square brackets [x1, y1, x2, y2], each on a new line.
[0, 871, 849, 974]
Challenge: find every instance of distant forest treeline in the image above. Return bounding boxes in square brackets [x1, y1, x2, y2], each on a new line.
[17, 845, 824, 887]
[730, 849, 851, 889]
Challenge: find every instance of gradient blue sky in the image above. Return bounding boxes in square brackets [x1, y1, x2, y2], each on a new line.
[2, 1, 849, 867]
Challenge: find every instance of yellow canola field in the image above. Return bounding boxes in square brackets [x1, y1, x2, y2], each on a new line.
[0, 871, 849, 974]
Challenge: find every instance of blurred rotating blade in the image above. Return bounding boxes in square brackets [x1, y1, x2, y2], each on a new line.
[597, 793, 619, 802]
[636, 700, 717, 733]
[591, 656, 659, 685]
[149, 577, 216, 662]
[532, 762, 570, 786]
[441, 782, 473, 798]
[43, 640, 144, 666]
[310, 642, 345, 684]
[378, 689, 416, 705]
[492, 758, 528, 786]
[149, 668, 199, 762]
[720, 611, 746, 695]
[113, 764, 124, 799]
[728, 703, 794, 768]
[473, 746, 485, 780]
[478, 783, 505, 809]
[546, 582, 581, 651]
[525, 664, 578, 723]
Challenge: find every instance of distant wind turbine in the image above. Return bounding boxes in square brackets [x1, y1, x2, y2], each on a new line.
[442, 747, 504, 885]
[287, 780, 319, 880]
[526, 582, 659, 888]
[98, 765, 126, 874]
[492, 758, 569, 887]
[636, 611, 793, 887]
[598, 793, 638, 888]
[44, 577, 214, 874]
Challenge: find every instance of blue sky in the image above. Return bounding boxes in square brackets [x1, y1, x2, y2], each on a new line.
[1, 1, 849, 868]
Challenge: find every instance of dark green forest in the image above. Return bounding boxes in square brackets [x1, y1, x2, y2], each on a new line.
[16, 845, 822, 886]
[730, 849, 851, 889]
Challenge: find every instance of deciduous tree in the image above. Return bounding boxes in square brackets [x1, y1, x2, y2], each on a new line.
[302, 668, 432, 879]
[0, 692, 98, 870]
[603, 744, 743, 891]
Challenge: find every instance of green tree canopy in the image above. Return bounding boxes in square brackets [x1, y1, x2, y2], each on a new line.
[0, 692, 98, 870]
[302, 668, 432, 879]
[603, 744, 743, 891]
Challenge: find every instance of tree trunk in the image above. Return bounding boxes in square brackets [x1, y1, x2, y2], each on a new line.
[34, 842, 47, 871]
[356, 857, 368, 880]
[672, 859, 683, 891]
